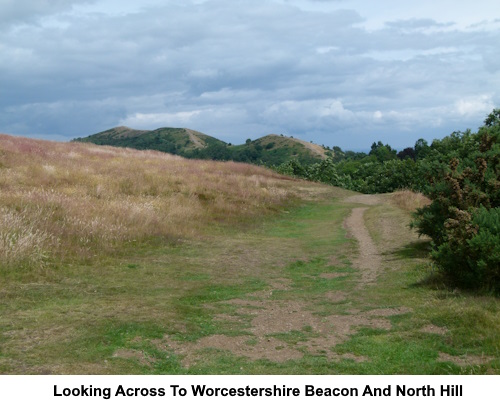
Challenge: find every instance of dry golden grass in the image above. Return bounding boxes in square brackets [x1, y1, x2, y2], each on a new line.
[388, 189, 431, 213]
[0, 134, 317, 276]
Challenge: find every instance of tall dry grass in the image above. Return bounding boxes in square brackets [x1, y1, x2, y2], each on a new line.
[389, 189, 431, 213]
[0, 134, 306, 276]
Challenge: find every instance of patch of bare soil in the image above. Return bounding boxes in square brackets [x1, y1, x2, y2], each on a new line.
[343, 207, 381, 288]
[157, 298, 406, 366]
[113, 349, 152, 367]
[248, 278, 292, 299]
[344, 194, 382, 206]
[438, 352, 494, 367]
[364, 307, 412, 317]
[320, 272, 348, 279]
[420, 324, 449, 335]
[324, 290, 348, 303]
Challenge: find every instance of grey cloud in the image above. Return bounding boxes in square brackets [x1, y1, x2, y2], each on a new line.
[0, 0, 498, 149]
[385, 18, 455, 30]
[0, 0, 95, 27]
[1, 99, 127, 138]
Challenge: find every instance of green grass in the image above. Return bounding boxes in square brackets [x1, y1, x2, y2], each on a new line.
[0, 194, 499, 375]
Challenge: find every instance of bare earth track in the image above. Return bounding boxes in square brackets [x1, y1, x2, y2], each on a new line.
[343, 207, 381, 288]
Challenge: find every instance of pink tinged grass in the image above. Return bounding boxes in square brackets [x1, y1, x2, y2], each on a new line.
[0, 134, 305, 275]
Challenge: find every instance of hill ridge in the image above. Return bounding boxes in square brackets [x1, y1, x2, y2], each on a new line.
[74, 126, 331, 166]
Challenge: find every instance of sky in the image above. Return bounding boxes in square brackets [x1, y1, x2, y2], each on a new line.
[1, 0, 499, 150]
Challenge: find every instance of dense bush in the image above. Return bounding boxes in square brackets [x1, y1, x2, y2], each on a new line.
[431, 207, 500, 289]
[412, 110, 500, 292]
[274, 157, 353, 189]
[274, 152, 426, 194]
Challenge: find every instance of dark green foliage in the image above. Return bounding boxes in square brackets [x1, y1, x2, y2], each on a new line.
[414, 138, 430, 160]
[412, 111, 500, 292]
[275, 152, 425, 194]
[369, 141, 398, 162]
[354, 158, 426, 194]
[273, 159, 308, 178]
[397, 147, 416, 160]
[431, 207, 500, 289]
[484, 108, 500, 127]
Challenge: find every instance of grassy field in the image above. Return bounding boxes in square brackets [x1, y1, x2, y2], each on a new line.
[0, 134, 498, 374]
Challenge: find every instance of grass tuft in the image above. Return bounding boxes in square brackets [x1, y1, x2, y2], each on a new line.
[389, 189, 431, 213]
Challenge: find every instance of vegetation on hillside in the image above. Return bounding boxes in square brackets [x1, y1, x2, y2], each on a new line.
[75, 129, 327, 166]
[73, 127, 227, 156]
[0, 134, 305, 278]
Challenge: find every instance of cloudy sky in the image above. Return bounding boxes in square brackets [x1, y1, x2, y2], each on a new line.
[1, 0, 499, 149]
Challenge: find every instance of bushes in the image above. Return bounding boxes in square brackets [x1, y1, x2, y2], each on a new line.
[274, 157, 353, 189]
[275, 155, 425, 194]
[431, 207, 500, 290]
[412, 112, 500, 292]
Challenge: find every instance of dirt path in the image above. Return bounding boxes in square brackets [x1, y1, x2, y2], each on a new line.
[343, 207, 381, 288]
[184, 128, 205, 148]
[343, 194, 381, 206]
[342, 194, 383, 288]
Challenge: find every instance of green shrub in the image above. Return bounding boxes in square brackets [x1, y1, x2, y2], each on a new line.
[432, 207, 500, 290]
[412, 110, 500, 292]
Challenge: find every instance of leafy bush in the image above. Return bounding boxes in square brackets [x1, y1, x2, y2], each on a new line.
[274, 158, 353, 189]
[412, 110, 500, 292]
[432, 207, 500, 290]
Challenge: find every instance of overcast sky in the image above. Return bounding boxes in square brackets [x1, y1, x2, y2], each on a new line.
[1, 0, 499, 149]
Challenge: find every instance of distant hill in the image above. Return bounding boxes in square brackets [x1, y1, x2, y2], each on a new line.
[226, 134, 329, 166]
[74, 127, 332, 166]
[73, 126, 226, 156]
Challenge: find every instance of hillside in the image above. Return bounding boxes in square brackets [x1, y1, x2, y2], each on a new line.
[73, 126, 227, 156]
[1, 133, 498, 375]
[255, 134, 327, 159]
[0, 133, 310, 271]
[227, 134, 329, 166]
[74, 127, 330, 165]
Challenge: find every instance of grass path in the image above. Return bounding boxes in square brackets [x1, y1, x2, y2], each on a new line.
[1, 189, 499, 374]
